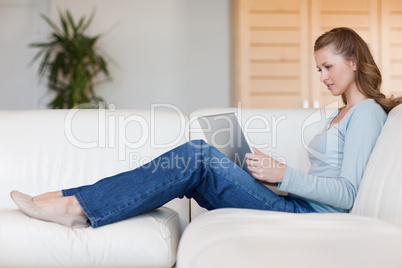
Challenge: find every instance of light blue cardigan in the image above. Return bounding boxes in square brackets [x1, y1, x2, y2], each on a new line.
[278, 99, 387, 213]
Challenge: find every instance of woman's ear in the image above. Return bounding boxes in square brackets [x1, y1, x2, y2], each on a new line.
[350, 56, 357, 71]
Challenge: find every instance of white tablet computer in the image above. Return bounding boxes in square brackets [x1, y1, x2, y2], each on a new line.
[196, 112, 255, 176]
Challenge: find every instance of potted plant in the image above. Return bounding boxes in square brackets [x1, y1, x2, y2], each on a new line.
[30, 10, 111, 109]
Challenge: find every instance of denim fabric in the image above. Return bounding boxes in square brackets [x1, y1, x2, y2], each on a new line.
[63, 140, 315, 228]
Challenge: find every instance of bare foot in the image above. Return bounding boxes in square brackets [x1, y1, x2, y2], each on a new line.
[33, 191, 63, 201]
[33, 196, 86, 216]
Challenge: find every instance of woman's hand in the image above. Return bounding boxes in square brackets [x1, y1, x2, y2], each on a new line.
[245, 147, 286, 183]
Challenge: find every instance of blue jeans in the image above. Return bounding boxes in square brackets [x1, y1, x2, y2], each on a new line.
[63, 140, 315, 228]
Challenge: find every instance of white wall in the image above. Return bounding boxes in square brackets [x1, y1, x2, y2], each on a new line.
[0, 0, 49, 109]
[0, 0, 232, 113]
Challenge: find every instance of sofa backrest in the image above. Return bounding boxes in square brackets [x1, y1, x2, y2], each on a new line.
[351, 103, 402, 226]
[0, 109, 190, 229]
[4, 104, 399, 227]
[189, 107, 336, 218]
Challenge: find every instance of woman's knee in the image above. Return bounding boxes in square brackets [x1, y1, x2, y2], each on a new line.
[181, 139, 211, 156]
[187, 139, 208, 147]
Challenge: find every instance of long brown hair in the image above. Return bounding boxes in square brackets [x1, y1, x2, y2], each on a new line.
[314, 27, 400, 113]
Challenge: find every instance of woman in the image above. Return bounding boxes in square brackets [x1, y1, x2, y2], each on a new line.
[11, 27, 400, 228]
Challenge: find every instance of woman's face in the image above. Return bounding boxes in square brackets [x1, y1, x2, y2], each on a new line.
[314, 46, 357, 97]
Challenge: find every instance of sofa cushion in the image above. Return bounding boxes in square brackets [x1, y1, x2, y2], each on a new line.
[0, 207, 180, 267]
[351, 103, 402, 226]
[177, 208, 402, 268]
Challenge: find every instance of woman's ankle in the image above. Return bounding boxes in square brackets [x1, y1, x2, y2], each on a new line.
[66, 196, 86, 216]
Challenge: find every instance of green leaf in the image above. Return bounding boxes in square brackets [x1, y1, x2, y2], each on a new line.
[28, 48, 46, 67]
[97, 56, 110, 77]
[29, 42, 52, 48]
[76, 16, 85, 34]
[40, 13, 61, 34]
[51, 32, 65, 44]
[66, 10, 77, 35]
[38, 51, 51, 77]
[59, 9, 69, 38]
[81, 8, 96, 33]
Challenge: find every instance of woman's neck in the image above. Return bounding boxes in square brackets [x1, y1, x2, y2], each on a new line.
[344, 91, 368, 108]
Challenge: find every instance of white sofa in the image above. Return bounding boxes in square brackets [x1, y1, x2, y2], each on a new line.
[1, 104, 401, 267]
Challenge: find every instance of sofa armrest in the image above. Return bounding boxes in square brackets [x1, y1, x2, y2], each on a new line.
[177, 208, 402, 268]
[1, 207, 180, 267]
